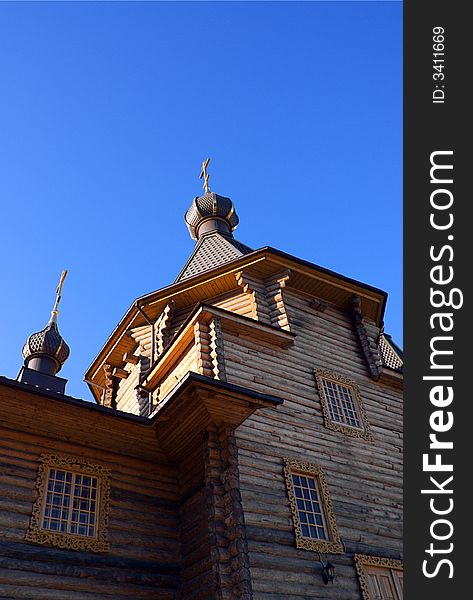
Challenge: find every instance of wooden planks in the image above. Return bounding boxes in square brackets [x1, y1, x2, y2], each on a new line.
[226, 286, 402, 598]
[0, 410, 181, 599]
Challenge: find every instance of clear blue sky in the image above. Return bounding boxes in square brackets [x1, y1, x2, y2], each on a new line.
[0, 1, 402, 401]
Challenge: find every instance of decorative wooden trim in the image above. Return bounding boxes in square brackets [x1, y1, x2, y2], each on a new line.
[209, 317, 227, 381]
[235, 271, 271, 324]
[102, 364, 114, 408]
[194, 321, 214, 378]
[128, 325, 152, 360]
[352, 295, 382, 381]
[314, 368, 373, 441]
[354, 554, 403, 600]
[155, 301, 176, 356]
[283, 458, 343, 554]
[25, 453, 111, 553]
[265, 269, 292, 331]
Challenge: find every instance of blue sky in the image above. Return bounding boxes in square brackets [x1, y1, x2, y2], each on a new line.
[0, 1, 402, 401]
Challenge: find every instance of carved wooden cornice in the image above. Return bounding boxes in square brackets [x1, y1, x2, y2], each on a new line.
[102, 364, 114, 408]
[155, 300, 176, 356]
[352, 295, 383, 381]
[194, 321, 214, 378]
[265, 269, 292, 331]
[86, 249, 387, 404]
[235, 270, 271, 324]
[209, 318, 226, 381]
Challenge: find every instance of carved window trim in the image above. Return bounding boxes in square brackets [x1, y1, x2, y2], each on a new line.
[314, 369, 373, 441]
[354, 554, 403, 600]
[283, 458, 343, 554]
[25, 453, 111, 553]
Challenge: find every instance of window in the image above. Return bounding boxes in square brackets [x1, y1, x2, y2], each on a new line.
[42, 469, 99, 537]
[314, 369, 372, 441]
[283, 458, 343, 554]
[26, 453, 111, 552]
[355, 554, 403, 600]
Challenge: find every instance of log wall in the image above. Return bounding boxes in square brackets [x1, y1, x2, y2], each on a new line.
[0, 386, 181, 600]
[213, 291, 254, 320]
[177, 427, 253, 600]
[226, 287, 402, 599]
[2, 271, 401, 599]
[177, 438, 211, 599]
[158, 343, 198, 402]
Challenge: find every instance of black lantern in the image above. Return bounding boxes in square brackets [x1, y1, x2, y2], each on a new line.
[322, 561, 335, 584]
[318, 554, 335, 584]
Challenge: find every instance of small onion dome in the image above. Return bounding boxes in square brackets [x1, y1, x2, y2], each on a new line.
[185, 192, 239, 240]
[22, 313, 70, 375]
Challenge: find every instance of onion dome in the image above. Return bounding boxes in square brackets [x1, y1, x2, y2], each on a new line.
[22, 318, 70, 374]
[176, 160, 253, 282]
[185, 192, 239, 240]
[21, 271, 70, 376]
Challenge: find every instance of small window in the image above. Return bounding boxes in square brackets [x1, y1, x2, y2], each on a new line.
[315, 369, 372, 441]
[26, 454, 111, 552]
[42, 469, 99, 537]
[283, 458, 343, 554]
[355, 554, 403, 600]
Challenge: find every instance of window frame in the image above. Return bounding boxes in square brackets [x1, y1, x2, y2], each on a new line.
[354, 554, 403, 600]
[314, 368, 373, 441]
[283, 458, 343, 554]
[26, 453, 111, 552]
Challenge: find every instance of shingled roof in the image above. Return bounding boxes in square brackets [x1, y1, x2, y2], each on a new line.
[175, 231, 254, 282]
[378, 333, 403, 372]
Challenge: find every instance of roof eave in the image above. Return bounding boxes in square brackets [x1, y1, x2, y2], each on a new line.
[85, 246, 388, 396]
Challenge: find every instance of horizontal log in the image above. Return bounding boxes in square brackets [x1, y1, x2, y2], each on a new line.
[112, 368, 129, 380]
[123, 353, 140, 365]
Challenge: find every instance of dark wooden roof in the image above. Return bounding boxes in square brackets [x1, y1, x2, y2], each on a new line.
[175, 231, 253, 282]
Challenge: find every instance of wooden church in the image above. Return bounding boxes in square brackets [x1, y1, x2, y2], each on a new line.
[0, 162, 403, 599]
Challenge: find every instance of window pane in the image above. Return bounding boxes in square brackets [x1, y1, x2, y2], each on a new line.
[69, 474, 99, 537]
[321, 379, 361, 429]
[41, 468, 98, 538]
[292, 473, 328, 541]
[42, 468, 72, 533]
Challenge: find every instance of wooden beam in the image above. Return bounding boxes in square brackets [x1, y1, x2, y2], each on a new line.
[122, 352, 139, 365]
[112, 368, 129, 379]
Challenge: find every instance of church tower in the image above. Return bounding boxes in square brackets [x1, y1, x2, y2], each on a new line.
[84, 160, 403, 598]
[17, 270, 70, 394]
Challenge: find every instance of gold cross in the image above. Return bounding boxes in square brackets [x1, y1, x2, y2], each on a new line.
[52, 270, 68, 314]
[199, 158, 211, 194]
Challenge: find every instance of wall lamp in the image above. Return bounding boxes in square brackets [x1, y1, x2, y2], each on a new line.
[318, 554, 335, 584]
